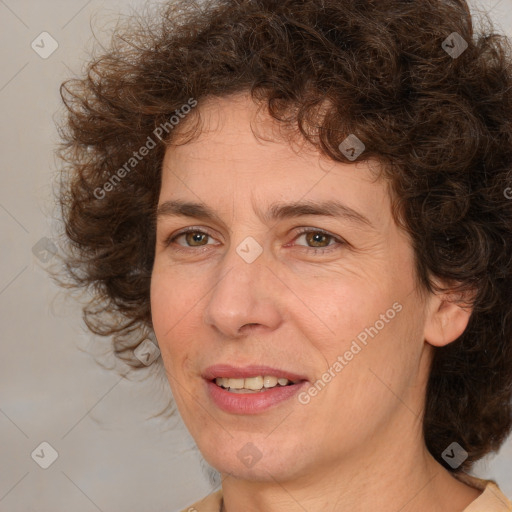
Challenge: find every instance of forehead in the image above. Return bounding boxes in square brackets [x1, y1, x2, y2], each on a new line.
[159, 92, 392, 228]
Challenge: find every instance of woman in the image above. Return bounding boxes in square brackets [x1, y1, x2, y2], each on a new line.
[57, 0, 512, 510]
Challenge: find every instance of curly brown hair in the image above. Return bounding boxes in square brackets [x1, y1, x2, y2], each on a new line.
[56, 0, 512, 473]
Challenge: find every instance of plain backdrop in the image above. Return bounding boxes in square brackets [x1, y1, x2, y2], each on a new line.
[0, 1, 511, 511]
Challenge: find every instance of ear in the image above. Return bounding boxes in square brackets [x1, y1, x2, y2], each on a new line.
[423, 288, 474, 348]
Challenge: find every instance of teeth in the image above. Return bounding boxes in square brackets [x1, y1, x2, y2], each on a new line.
[244, 376, 264, 390]
[263, 376, 278, 388]
[227, 378, 244, 389]
[214, 375, 292, 391]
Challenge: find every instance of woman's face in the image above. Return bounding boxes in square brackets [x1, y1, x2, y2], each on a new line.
[151, 92, 435, 481]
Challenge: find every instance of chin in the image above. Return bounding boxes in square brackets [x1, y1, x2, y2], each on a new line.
[198, 436, 308, 483]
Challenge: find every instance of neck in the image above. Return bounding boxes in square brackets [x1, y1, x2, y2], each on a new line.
[219, 422, 481, 512]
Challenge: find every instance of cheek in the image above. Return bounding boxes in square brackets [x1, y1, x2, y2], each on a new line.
[150, 267, 197, 363]
[293, 270, 421, 401]
[291, 274, 395, 350]
[150, 271, 203, 410]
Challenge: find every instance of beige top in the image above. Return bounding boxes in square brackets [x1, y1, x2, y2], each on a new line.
[180, 473, 512, 512]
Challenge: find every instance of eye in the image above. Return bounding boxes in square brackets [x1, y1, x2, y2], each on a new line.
[292, 228, 345, 253]
[162, 226, 345, 254]
[163, 227, 218, 249]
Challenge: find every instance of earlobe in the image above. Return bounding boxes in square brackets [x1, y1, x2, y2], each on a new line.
[423, 292, 474, 348]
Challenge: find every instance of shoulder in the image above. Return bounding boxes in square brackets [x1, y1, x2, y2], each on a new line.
[455, 473, 512, 512]
[179, 489, 223, 512]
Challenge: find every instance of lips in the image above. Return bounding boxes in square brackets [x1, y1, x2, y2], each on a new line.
[202, 364, 308, 383]
[202, 364, 309, 414]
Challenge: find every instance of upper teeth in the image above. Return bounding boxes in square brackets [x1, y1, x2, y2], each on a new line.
[215, 376, 292, 390]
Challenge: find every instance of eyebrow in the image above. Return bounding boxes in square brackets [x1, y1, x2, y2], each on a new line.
[156, 199, 374, 228]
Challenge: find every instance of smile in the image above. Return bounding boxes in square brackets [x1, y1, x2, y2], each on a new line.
[214, 376, 296, 392]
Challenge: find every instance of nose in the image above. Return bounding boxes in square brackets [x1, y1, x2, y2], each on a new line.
[202, 245, 283, 339]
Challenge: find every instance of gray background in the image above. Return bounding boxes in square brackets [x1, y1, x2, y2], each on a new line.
[0, 1, 511, 511]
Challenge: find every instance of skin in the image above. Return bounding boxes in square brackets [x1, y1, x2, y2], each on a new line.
[150, 91, 482, 512]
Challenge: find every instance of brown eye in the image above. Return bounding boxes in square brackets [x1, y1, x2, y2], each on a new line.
[304, 231, 332, 247]
[295, 229, 337, 248]
[183, 231, 209, 246]
[290, 228, 346, 255]
[164, 228, 217, 249]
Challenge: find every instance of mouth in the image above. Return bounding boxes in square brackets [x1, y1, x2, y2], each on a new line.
[202, 365, 308, 414]
[212, 375, 299, 393]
